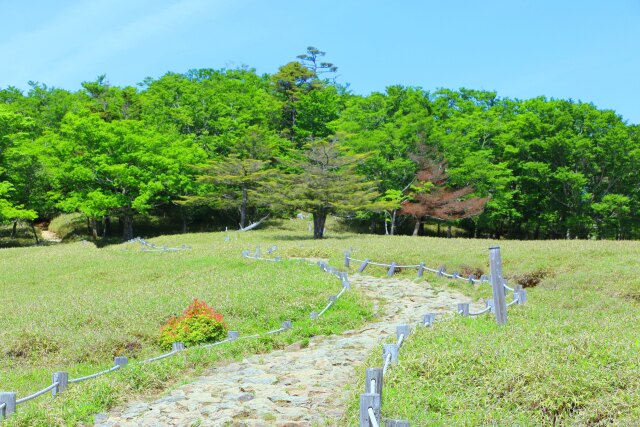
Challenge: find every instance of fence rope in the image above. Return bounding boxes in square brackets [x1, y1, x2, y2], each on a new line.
[68, 365, 120, 384]
[15, 382, 59, 404]
[469, 306, 491, 316]
[382, 352, 392, 375]
[368, 407, 380, 427]
[127, 237, 192, 252]
[344, 254, 519, 292]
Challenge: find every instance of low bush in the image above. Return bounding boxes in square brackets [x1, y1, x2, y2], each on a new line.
[158, 299, 227, 349]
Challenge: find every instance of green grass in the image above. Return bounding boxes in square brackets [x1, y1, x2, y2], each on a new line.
[3, 217, 640, 425]
[0, 220, 371, 426]
[340, 238, 640, 426]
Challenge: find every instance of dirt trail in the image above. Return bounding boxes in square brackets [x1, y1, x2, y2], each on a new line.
[95, 274, 476, 427]
[40, 229, 62, 243]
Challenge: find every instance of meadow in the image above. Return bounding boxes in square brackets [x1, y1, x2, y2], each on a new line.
[1, 218, 640, 425]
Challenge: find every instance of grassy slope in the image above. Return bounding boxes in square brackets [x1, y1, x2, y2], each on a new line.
[2, 218, 640, 425]
[0, 220, 371, 426]
[340, 238, 640, 426]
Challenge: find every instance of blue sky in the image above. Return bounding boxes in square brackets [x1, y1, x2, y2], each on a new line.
[1, 0, 638, 123]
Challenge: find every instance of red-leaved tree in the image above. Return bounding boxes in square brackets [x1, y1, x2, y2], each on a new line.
[401, 161, 489, 237]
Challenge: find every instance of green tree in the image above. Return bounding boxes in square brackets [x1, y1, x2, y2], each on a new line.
[46, 113, 203, 240]
[284, 136, 378, 239]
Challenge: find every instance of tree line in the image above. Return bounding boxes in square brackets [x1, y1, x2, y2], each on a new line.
[1, 47, 638, 241]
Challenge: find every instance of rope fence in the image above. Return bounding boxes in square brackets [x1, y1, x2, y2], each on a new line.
[359, 246, 528, 426]
[1, 244, 349, 421]
[126, 237, 192, 252]
[344, 249, 521, 300]
[241, 245, 281, 262]
[2, 241, 526, 425]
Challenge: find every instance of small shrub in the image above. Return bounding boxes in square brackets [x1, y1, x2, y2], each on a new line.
[459, 264, 485, 278]
[511, 268, 551, 288]
[158, 299, 227, 349]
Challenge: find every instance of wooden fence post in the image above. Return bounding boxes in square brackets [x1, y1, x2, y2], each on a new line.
[0, 392, 16, 419]
[489, 246, 507, 325]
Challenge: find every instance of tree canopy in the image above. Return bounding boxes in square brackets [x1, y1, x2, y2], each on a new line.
[1, 48, 639, 241]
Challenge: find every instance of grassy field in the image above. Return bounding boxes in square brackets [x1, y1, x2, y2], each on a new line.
[339, 237, 640, 426]
[2, 217, 640, 425]
[0, 219, 371, 426]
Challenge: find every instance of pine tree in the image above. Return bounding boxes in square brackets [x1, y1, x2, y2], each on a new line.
[284, 136, 378, 239]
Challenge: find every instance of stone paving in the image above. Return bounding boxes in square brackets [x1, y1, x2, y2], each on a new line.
[95, 274, 476, 427]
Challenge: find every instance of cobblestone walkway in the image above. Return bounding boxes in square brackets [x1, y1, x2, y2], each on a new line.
[95, 274, 474, 427]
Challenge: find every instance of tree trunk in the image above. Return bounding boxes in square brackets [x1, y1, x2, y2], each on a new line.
[447, 223, 452, 238]
[390, 210, 397, 236]
[121, 214, 134, 241]
[10, 221, 17, 239]
[412, 217, 421, 237]
[437, 222, 441, 237]
[240, 185, 248, 229]
[103, 216, 111, 238]
[90, 218, 99, 240]
[313, 209, 327, 239]
[30, 222, 39, 245]
[383, 212, 389, 235]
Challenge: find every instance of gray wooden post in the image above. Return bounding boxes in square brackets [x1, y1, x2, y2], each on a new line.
[518, 289, 527, 304]
[172, 342, 185, 351]
[310, 312, 319, 320]
[468, 275, 475, 284]
[227, 331, 239, 340]
[114, 356, 128, 367]
[359, 393, 381, 427]
[396, 324, 410, 343]
[365, 368, 383, 397]
[457, 303, 470, 316]
[383, 344, 399, 365]
[387, 262, 397, 277]
[0, 392, 16, 419]
[437, 266, 445, 277]
[241, 250, 249, 257]
[345, 251, 350, 267]
[358, 259, 370, 273]
[514, 284, 523, 292]
[422, 313, 436, 326]
[329, 296, 337, 303]
[486, 299, 495, 313]
[281, 320, 293, 330]
[489, 246, 507, 325]
[52, 372, 68, 396]
[342, 274, 350, 290]
[417, 262, 425, 278]
[255, 246, 261, 257]
[453, 272, 459, 279]
[385, 420, 410, 427]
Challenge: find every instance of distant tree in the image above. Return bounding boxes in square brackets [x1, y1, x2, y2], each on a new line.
[284, 136, 378, 239]
[401, 160, 489, 237]
[271, 47, 341, 144]
[46, 113, 203, 240]
[0, 106, 38, 235]
[194, 156, 277, 229]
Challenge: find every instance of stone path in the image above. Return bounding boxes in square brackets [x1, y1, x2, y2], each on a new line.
[95, 274, 477, 427]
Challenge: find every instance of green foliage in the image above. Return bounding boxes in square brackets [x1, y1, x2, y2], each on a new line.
[158, 299, 227, 348]
[283, 136, 379, 238]
[1, 49, 640, 239]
